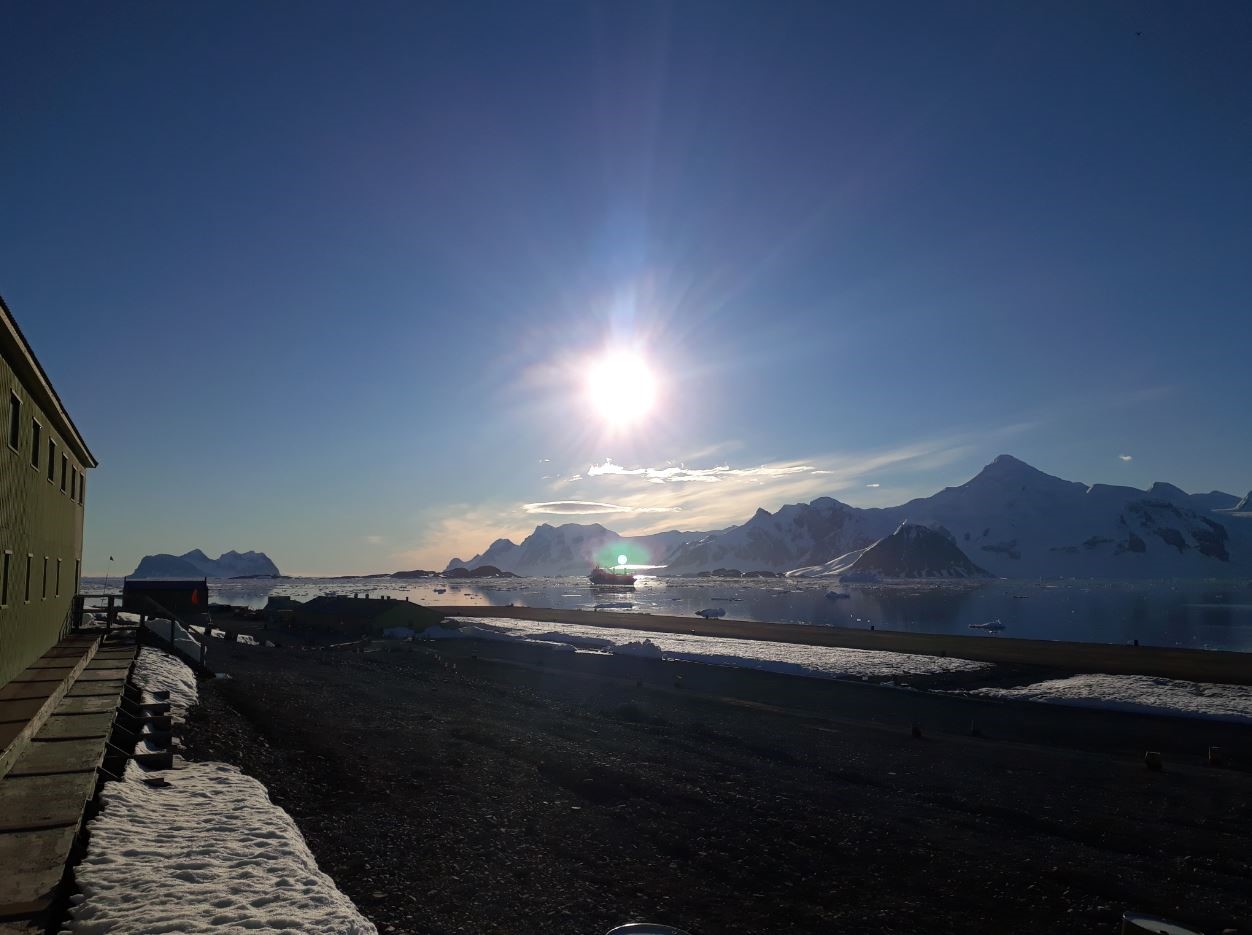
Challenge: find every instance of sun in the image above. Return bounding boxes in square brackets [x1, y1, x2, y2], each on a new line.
[584, 350, 657, 425]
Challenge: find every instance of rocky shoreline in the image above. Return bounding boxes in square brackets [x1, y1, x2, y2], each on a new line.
[184, 638, 1252, 934]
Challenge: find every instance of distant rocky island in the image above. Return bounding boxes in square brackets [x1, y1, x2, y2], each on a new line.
[131, 549, 281, 579]
[442, 565, 518, 579]
[321, 567, 514, 580]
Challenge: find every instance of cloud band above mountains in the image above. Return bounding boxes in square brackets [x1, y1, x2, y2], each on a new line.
[587, 459, 815, 484]
[523, 500, 681, 515]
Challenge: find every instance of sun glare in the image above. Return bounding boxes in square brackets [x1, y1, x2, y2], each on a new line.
[584, 350, 657, 426]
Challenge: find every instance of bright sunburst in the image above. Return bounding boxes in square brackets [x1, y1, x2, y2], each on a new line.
[584, 350, 657, 426]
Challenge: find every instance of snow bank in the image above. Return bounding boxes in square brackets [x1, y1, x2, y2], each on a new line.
[521, 631, 614, 650]
[141, 617, 203, 663]
[131, 647, 198, 718]
[446, 617, 989, 680]
[64, 647, 375, 934]
[612, 639, 664, 659]
[970, 673, 1252, 724]
[64, 761, 376, 935]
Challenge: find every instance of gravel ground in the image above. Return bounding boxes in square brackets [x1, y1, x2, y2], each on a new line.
[183, 639, 1252, 935]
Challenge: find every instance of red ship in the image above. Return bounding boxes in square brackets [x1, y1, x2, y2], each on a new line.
[589, 567, 636, 586]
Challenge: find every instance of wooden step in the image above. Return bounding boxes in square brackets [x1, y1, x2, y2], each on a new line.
[0, 637, 100, 781]
[0, 826, 79, 920]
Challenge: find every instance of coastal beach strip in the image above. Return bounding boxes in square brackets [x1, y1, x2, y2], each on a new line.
[429, 604, 1252, 685]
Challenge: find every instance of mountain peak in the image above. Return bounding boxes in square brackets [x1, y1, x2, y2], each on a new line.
[842, 521, 989, 579]
[558, 522, 609, 534]
[965, 454, 1079, 492]
[986, 454, 1038, 474]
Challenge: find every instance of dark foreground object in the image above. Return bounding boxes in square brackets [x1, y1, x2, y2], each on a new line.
[184, 641, 1252, 935]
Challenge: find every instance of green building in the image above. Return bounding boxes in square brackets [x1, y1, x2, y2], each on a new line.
[0, 296, 96, 689]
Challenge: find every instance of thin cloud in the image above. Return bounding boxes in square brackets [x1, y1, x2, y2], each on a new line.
[362, 535, 384, 544]
[523, 501, 681, 515]
[865, 483, 881, 488]
[1119, 454, 1134, 462]
[588, 458, 815, 484]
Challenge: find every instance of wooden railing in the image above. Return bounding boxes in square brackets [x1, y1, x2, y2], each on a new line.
[73, 592, 211, 672]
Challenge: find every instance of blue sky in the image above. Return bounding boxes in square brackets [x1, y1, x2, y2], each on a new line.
[3, 1, 1250, 574]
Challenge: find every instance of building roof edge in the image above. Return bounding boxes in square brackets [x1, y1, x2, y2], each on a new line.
[0, 293, 98, 468]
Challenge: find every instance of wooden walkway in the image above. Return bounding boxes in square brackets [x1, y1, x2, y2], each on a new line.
[0, 630, 138, 931]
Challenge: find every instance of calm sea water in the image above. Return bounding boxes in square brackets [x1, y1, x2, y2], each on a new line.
[82, 576, 1252, 652]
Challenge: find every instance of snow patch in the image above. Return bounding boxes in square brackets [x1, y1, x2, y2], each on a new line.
[418, 623, 517, 642]
[611, 639, 664, 659]
[446, 617, 988, 680]
[141, 617, 203, 663]
[970, 673, 1252, 724]
[67, 647, 374, 933]
[131, 648, 198, 718]
[64, 761, 376, 934]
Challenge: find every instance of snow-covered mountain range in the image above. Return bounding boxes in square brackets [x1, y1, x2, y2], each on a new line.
[449, 455, 1252, 579]
[131, 549, 281, 579]
[664, 455, 1249, 578]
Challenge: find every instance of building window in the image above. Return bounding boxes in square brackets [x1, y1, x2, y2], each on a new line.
[42, 557, 48, 599]
[61, 454, 68, 492]
[56, 558, 62, 598]
[31, 420, 41, 468]
[74, 559, 80, 595]
[8, 393, 19, 450]
[48, 439, 56, 482]
[2, 551, 10, 607]
[24, 554, 32, 603]
[71, 469, 77, 502]
[78, 473, 85, 505]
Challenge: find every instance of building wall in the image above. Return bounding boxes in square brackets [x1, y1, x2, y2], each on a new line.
[0, 354, 88, 688]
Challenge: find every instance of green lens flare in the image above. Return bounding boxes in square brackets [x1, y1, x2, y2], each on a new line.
[594, 542, 649, 569]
